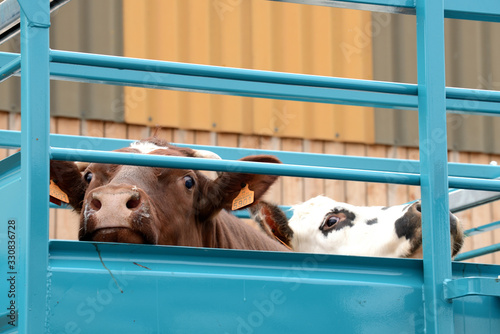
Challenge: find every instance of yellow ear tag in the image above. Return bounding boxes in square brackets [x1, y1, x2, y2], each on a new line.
[50, 180, 69, 204]
[232, 184, 254, 210]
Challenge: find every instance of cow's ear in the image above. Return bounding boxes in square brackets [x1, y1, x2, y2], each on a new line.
[50, 160, 87, 213]
[195, 155, 281, 220]
[216, 155, 281, 210]
[249, 201, 293, 247]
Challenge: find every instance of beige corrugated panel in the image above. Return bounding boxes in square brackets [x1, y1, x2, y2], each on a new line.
[0, 0, 124, 122]
[373, 13, 500, 154]
[123, 0, 374, 143]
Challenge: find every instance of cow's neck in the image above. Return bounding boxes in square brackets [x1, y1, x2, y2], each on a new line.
[203, 210, 289, 252]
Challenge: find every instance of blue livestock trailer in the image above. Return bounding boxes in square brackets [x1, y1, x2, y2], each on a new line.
[1, 0, 500, 333]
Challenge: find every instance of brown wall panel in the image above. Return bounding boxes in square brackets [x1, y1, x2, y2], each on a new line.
[373, 14, 500, 154]
[0, 0, 124, 122]
[122, 0, 374, 143]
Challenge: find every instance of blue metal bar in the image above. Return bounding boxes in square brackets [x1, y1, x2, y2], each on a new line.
[3, 130, 500, 185]
[50, 147, 421, 186]
[233, 206, 293, 219]
[0, 151, 20, 179]
[272, 0, 500, 22]
[49, 147, 500, 191]
[49, 50, 416, 95]
[0, 55, 19, 82]
[444, 277, 500, 299]
[454, 243, 500, 261]
[1, 51, 499, 114]
[47, 50, 500, 103]
[48, 50, 500, 111]
[18, 0, 50, 331]
[416, 0, 454, 332]
[464, 220, 500, 237]
[272, 0, 415, 14]
[50, 63, 419, 111]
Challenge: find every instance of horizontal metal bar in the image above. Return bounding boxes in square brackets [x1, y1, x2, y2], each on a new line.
[50, 62, 419, 110]
[464, 220, 500, 237]
[454, 243, 500, 261]
[49, 50, 500, 105]
[48, 51, 500, 114]
[444, 277, 500, 300]
[448, 177, 500, 192]
[0, 51, 499, 113]
[0, 55, 20, 82]
[50, 147, 421, 186]
[50, 147, 500, 191]
[271, 0, 415, 14]
[233, 206, 293, 220]
[271, 0, 500, 22]
[49, 50, 417, 95]
[2, 131, 500, 181]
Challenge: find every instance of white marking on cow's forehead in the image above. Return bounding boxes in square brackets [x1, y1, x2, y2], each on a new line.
[130, 141, 168, 154]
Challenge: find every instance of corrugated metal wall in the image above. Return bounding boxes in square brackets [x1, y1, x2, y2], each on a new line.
[1, 2, 498, 150]
[373, 13, 500, 154]
[122, 0, 375, 143]
[0, 0, 124, 122]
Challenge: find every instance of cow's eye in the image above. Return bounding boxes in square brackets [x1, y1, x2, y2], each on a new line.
[184, 175, 194, 189]
[322, 215, 340, 231]
[84, 171, 93, 183]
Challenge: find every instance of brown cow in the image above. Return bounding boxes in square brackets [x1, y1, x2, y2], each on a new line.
[50, 138, 288, 251]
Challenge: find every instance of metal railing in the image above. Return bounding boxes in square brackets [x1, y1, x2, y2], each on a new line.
[1, 0, 499, 333]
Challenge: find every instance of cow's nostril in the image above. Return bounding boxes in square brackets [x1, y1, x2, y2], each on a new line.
[126, 197, 141, 210]
[90, 198, 102, 211]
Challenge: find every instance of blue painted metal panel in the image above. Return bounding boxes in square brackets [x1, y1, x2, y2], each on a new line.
[0, 154, 23, 333]
[41, 241, 500, 333]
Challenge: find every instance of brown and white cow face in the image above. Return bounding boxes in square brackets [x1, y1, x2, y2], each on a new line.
[251, 195, 464, 258]
[50, 138, 284, 250]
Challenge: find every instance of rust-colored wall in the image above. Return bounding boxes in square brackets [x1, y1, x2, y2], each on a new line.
[122, 0, 375, 143]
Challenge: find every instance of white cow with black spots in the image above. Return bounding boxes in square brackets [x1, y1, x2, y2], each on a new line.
[250, 195, 464, 258]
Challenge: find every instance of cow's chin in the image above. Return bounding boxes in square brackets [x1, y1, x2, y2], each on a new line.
[83, 227, 149, 244]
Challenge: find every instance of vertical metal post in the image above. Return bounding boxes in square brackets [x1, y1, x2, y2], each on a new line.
[416, 0, 454, 332]
[18, 0, 51, 332]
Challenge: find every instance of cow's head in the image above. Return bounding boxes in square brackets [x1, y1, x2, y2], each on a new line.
[250, 195, 464, 258]
[50, 138, 281, 246]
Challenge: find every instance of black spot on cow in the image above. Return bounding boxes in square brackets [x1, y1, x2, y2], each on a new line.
[366, 218, 378, 225]
[320, 208, 355, 236]
[394, 203, 422, 254]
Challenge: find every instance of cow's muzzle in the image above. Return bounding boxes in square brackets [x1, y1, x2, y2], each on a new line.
[80, 184, 157, 244]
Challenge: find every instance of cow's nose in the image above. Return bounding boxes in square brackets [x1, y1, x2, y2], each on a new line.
[90, 188, 142, 212]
